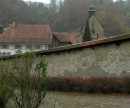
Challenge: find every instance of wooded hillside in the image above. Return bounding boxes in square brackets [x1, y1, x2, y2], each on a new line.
[0, 0, 130, 36]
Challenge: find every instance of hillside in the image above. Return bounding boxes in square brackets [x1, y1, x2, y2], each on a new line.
[0, 0, 130, 36]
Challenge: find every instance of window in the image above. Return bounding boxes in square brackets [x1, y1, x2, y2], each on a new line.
[46, 45, 48, 49]
[97, 34, 99, 39]
[15, 50, 22, 54]
[2, 52, 6, 56]
[92, 23, 95, 33]
[35, 45, 41, 50]
[26, 45, 32, 49]
[15, 45, 21, 49]
[7, 52, 11, 56]
[92, 29, 95, 33]
[92, 23, 95, 29]
[1, 45, 8, 49]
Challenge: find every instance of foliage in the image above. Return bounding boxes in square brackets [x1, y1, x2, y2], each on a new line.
[0, 0, 130, 35]
[10, 52, 48, 108]
[0, 60, 12, 108]
[82, 20, 92, 42]
[47, 77, 130, 94]
[0, 52, 48, 108]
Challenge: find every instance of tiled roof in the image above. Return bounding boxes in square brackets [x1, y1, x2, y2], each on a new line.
[0, 24, 53, 44]
[37, 33, 130, 54]
[53, 32, 77, 44]
[1, 33, 130, 59]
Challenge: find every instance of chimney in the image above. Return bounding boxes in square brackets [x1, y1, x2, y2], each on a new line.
[12, 20, 16, 27]
[0, 25, 3, 34]
[88, 5, 96, 18]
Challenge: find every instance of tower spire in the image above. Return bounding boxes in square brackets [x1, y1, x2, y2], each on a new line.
[88, 5, 96, 18]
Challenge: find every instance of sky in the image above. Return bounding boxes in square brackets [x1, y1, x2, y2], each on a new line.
[23, 0, 122, 4]
[23, 0, 50, 3]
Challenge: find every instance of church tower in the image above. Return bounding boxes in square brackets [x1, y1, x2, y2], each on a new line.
[76, 5, 106, 43]
[88, 5, 106, 40]
[88, 5, 96, 18]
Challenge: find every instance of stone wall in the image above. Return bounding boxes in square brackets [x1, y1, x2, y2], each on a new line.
[44, 39, 130, 78]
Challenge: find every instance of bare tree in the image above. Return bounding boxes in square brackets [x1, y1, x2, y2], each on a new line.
[0, 60, 12, 108]
[10, 52, 48, 108]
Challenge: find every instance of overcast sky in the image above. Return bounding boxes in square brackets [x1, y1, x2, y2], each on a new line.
[23, 0, 50, 3]
[23, 0, 122, 4]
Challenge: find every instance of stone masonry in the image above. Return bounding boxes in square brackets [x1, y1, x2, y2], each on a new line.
[43, 35, 130, 78]
[2, 34, 130, 78]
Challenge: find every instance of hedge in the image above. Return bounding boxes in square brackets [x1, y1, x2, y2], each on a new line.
[47, 77, 130, 94]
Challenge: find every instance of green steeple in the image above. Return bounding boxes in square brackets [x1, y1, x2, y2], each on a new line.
[88, 5, 96, 18]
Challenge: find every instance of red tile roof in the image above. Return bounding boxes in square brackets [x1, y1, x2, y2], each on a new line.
[0, 24, 53, 44]
[37, 33, 130, 54]
[53, 32, 77, 44]
[1, 33, 130, 59]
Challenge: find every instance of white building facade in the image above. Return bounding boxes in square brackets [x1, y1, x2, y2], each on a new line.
[0, 43, 48, 56]
[0, 24, 52, 56]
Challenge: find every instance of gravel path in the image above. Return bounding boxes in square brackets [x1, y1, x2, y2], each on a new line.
[42, 92, 130, 108]
[6, 92, 130, 108]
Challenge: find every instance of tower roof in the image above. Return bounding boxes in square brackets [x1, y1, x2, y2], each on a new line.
[88, 5, 96, 12]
